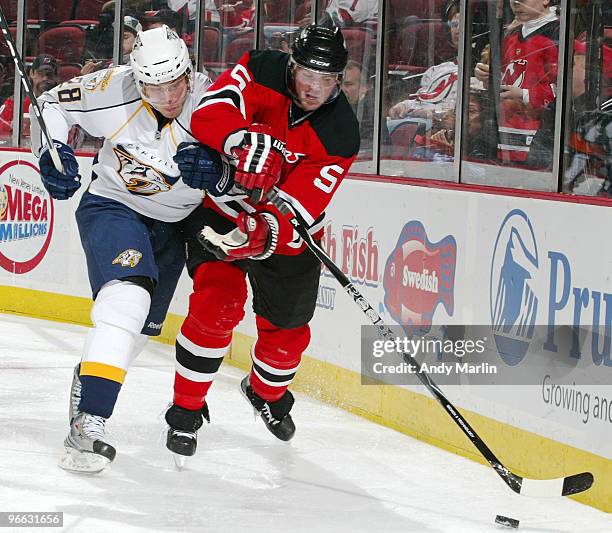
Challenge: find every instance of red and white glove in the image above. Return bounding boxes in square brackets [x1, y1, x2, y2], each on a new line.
[234, 124, 284, 203]
[197, 212, 279, 261]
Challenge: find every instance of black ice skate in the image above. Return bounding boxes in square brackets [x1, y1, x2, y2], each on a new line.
[59, 412, 116, 473]
[240, 375, 295, 441]
[165, 403, 210, 467]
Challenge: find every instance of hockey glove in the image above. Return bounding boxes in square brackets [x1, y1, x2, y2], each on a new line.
[197, 211, 278, 261]
[39, 141, 81, 200]
[234, 124, 284, 203]
[173, 142, 234, 196]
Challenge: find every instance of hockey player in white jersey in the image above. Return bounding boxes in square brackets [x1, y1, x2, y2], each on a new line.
[31, 25, 224, 473]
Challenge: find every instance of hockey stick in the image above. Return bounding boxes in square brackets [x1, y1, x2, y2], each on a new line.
[0, 6, 63, 172]
[267, 189, 594, 498]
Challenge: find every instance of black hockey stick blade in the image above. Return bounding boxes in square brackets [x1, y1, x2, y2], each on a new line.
[562, 472, 595, 496]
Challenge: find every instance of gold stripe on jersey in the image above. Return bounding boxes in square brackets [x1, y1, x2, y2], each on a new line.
[108, 103, 147, 141]
[168, 122, 178, 147]
[80, 361, 127, 384]
[142, 100, 157, 119]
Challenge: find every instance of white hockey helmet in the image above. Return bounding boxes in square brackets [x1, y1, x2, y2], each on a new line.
[130, 25, 192, 93]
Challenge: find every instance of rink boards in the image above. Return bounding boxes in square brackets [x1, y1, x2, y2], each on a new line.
[0, 150, 610, 512]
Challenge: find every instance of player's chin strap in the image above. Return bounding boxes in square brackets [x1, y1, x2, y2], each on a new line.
[265, 187, 594, 499]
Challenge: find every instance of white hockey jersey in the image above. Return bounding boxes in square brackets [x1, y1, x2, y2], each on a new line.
[32, 66, 211, 222]
[416, 61, 458, 107]
[326, 0, 378, 25]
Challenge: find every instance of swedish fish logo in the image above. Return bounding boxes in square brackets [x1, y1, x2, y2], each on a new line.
[383, 221, 456, 334]
[112, 249, 143, 267]
[113, 145, 173, 195]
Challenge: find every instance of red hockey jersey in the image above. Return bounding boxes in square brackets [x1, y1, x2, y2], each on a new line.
[191, 50, 360, 255]
[498, 17, 559, 163]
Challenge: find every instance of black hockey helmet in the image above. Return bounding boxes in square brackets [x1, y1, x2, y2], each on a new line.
[291, 23, 348, 74]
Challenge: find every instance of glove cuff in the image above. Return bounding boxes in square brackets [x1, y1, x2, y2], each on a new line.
[255, 212, 279, 260]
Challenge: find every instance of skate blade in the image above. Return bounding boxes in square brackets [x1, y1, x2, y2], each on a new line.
[172, 453, 187, 471]
[239, 385, 260, 421]
[58, 447, 111, 474]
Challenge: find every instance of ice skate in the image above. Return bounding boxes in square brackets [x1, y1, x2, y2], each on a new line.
[59, 412, 116, 474]
[165, 404, 210, 468]
[240, 376, 295, 441]
[68, 364, 82, 423]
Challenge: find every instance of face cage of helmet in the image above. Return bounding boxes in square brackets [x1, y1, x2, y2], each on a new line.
[140, 71, 192, 114]
[290, 62, 343, 110]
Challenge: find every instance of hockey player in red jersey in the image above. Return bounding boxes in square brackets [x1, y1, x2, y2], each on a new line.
[164, 23, 359, 458]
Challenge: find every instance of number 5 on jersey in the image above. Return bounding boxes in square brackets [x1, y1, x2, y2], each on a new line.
[314, 164, 343, 193]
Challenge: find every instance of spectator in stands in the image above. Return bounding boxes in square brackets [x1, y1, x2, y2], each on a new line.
[84, 0, 116, 63]
[218, 0, 256, 52]
[342, 59, 389, 154]
[122, 16, 142, 59]
[474, 0, 559, 164]
[342, 60, 369, 106]
[528, 39, 612, 196]
[166, 0, 221, 26]
[0, 55, 59, 138]
[296, 1, 313, 26]
[218, 0, 256, 30]
[267, 31, 292, 53]
[322, 0, 378, 28]
[82, 16, 142, 75]
[409, 90, 485, 162]
[388, 3, 461, 121]
[343, 60, 373, 146]
[143, 8, 181, 32]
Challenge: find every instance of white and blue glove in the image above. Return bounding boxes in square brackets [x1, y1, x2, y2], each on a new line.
[173, 142, 234, 197]
[39, 141, 81, 200]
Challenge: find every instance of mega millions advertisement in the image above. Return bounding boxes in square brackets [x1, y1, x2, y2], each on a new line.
[0, 159, 54, 274]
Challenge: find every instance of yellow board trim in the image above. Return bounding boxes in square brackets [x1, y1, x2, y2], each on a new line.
[80, 361, 127, 384]
[1, 285, 610, 512]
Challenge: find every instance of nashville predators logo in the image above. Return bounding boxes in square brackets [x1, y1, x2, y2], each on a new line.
[112, 249, 143, 267]
[113, 145, 173, 195]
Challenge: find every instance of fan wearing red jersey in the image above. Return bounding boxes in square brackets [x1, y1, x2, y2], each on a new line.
[165, 23, 360, 459]
[475, 0, 560, 163]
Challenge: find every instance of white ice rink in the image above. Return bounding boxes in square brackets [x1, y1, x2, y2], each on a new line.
[0, 313, 609, 533]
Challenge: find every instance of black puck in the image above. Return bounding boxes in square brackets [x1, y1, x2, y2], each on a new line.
[495, 515, 520, 528]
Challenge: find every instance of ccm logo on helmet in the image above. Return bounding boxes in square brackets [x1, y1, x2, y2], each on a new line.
[154, 67, 180, 79]
[309, 59, 331, 67]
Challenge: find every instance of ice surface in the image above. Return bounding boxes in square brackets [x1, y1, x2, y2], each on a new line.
[0, 314, 609, 532]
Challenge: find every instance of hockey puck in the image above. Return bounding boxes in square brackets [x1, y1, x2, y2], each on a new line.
[495, 515, 520, 528]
